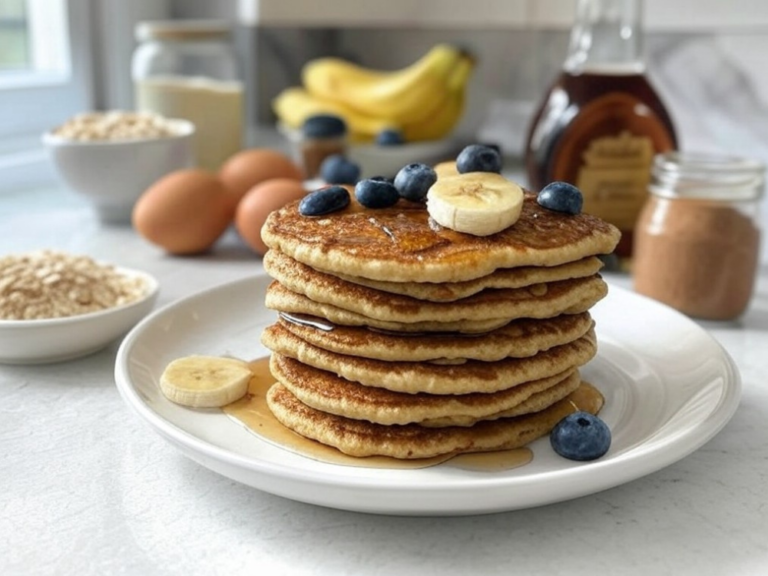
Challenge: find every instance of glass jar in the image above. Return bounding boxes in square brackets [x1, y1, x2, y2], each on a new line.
[298, 114, 348, 179]
[132, 20, 244, 172]
[633, 152, 764, 320]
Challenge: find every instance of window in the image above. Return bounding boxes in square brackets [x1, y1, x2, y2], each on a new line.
[0, 0, 71, 89]
[0, 0, 94, 190]
[0, 0, 30, 71]
[0, 0, 91, 140]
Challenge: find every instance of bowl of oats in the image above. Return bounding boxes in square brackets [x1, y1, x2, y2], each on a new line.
[0, 250, 159, 365]
[42, 110, 195, 223]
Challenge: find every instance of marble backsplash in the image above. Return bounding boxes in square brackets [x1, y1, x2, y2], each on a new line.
[248, 26, 768, 263]
[252, 27, 768, 162]
[175, 0, 768, 176]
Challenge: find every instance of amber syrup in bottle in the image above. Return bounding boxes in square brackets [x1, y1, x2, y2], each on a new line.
[525, 0, 677, 268]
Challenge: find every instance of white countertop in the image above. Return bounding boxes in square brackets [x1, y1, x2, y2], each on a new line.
[2, 185, 768, 576]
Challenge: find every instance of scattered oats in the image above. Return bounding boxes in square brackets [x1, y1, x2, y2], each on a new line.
[0, 250, 148, 320]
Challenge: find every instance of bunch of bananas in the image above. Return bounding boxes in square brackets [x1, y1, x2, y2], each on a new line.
[272, 44, 475, 143]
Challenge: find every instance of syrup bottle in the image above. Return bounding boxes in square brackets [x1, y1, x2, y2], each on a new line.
[525, 0, 678, 267]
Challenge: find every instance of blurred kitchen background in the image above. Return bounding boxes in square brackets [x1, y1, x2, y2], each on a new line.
[2, 0, 768, 195]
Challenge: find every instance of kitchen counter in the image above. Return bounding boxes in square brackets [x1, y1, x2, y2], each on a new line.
[2, 184, 767, 576]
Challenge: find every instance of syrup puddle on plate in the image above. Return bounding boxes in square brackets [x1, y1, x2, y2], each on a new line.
[222, 357, 533, 471]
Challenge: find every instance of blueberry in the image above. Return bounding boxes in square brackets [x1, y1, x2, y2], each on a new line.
[537, 181, 583, 215]
[550, 412, 611, 461]
[375, 128, 405, 146]
[456, 144, 502, 174]
[299, 185, 350, 216]
[301, 114, 347, 138]
[393, 163, 437, 202]
[320, 154, 361, 185]
[355, 178, 399, 209]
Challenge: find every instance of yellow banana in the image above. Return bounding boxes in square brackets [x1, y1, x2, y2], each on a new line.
[403, 55, 474, 142]
[273, 52, 475, 143]
[298, 56, 394, 86]
[302, 44, 464, 125]
[272, 87, 397, 141]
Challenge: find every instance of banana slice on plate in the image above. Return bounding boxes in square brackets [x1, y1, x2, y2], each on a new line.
[160, 355, 253, 408]
[426, 172, 524, 236]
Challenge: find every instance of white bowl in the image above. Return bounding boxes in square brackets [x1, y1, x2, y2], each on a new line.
[278, 123, 458, 178]
[0, 268, 159, 365]
[42, 119, 195, 223]
[347, 138, 459, 178]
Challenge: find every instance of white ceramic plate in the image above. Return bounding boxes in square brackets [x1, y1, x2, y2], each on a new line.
[1, 267, 159, 365]
[114, 275, 740, 516]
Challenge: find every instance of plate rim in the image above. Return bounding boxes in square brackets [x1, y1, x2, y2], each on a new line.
[114, 273, 742, 513]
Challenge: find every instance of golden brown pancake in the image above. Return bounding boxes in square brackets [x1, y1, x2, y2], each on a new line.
[261, 322, 597, 394]
[265, 250, 604, 303]
[266, 381, 605, 459]
[276, 312, 594, 362]
[261, 192, 621, 283]
[266, 283, 510, 333]
[265, 278, 606, 332]
[264, 250, 608, 325]
[325, 256, 605, 302]
[271, 353, 581, 426]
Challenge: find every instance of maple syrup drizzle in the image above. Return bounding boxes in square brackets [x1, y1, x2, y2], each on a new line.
[279, 312, 335, 331]
[280, 311, 489, 340]
[222, 357, 534, 471]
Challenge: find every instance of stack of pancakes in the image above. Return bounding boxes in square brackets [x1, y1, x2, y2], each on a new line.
[259, 189, 621, 459]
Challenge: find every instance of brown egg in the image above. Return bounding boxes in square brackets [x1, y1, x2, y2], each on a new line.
[219, 148, 304, 203]
[132, 169, 236, 255]
[235, 178, 307, 255]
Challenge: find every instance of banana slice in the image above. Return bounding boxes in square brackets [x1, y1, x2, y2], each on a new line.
[433, 161, 459, 179]
[160, 355, 253, 408]
[426, 173, 524, 236]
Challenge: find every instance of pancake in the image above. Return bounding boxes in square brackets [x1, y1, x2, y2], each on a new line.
[265, 277, 607, 331]
[325, 256, 605, 302]
[266, 283, 510, 333]
[261, 323, 597, 394]
[261, 192, 621, 283]
[266, 381, 605, 459]
[276, 312, 594, 362]
[264, 250, 608, 324]
[271, 353, 581, 426]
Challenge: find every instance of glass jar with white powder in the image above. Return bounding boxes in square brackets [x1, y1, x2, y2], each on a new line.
[132, 20, 244, 171]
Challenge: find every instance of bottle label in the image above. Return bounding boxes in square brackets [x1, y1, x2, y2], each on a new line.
[576, 130, 653, 229]
[552, 92, 673, 231]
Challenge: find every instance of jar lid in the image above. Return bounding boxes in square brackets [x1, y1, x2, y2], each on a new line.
[135, 20, 232, 42]
[650, 152, 765, 201]
[301, 114, 347, 138]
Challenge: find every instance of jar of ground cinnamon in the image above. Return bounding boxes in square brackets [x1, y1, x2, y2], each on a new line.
[633, 152, 764, 320]
[299, 114, 348, 179]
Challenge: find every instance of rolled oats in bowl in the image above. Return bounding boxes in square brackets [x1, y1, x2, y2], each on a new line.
[0, 250, 149, 320]
[50, 110, 181, 142]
